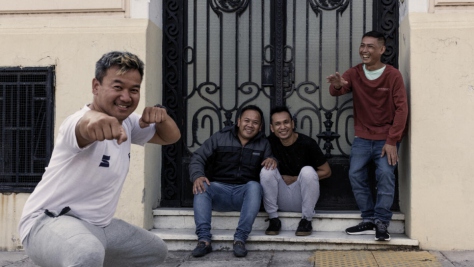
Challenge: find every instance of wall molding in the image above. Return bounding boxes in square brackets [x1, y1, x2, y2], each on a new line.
[434, 0, 474, 5]
[0, 0, 126, 14]
[430, 0, 474, 12]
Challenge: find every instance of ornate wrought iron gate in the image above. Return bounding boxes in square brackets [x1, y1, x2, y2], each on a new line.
[161, 0, 400, 209]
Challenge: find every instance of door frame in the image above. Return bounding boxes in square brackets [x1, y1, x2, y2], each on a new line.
[160, 0, 400, 207]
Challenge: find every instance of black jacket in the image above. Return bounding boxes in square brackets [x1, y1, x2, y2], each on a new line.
[189, 125, 273, 184]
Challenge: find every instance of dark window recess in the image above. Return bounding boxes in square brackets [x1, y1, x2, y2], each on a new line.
[0, 67, 55, 193]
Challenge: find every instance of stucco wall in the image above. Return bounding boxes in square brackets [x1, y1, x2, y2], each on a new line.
[115, 21, 163, 230]
[0, 17, 161, 250]
[397, 12, 412, 245]
[0, 194, 29, 251]
[400, 12, 474, 250]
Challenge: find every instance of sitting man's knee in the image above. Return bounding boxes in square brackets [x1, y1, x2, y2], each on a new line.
[260, 167, 278, 181]
[146, 238, 168, 265]
[246, 181, 263, 195]
[67, 244, 105, 267]
[300, 166, 317, 179]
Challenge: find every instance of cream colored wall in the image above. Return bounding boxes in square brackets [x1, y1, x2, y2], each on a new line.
[400, 12, 474, 250]
[0, 194, 29, 251]
[0, 16, 161, 250]
[115, 21, 163, 230]
[397, 14, 412, 245]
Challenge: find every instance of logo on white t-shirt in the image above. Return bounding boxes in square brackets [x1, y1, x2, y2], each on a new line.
[99, 155, 111, 167]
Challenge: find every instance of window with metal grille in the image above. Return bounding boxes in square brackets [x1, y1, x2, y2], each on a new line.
[0, 67, 55, 193]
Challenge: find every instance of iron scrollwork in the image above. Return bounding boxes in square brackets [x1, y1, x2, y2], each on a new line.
[309, 0, 350, 15]
[317, 112, 340, 157]
[210, 0, 250, 15]
[161, 0, 400, 207]
[375, 0, 399, 67]
[162, 0, 185, 205]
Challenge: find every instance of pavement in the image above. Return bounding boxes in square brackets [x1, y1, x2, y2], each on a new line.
[1, 249, 474, 267]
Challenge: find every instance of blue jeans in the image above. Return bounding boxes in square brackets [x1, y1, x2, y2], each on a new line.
[193, 181, 262, 243]
[349, 137, 398, 224]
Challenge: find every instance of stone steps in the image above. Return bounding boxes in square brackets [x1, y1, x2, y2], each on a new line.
[152, 208, 419, 251]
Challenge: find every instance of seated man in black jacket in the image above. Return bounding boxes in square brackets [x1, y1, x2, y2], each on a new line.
[189, 105, 276, 258]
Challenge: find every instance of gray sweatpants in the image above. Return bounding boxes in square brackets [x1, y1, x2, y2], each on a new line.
[260, 167, 320, 220]
[23, 213, 167, 267]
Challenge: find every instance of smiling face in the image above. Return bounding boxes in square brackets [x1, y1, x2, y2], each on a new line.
[270, 111, 295, 141]
[90, 66, 142, 123]
[237, 109, 262, 144]
[359, 36, 386, 70]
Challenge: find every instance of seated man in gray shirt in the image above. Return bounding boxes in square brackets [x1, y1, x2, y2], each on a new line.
[261, 106, 331, 236]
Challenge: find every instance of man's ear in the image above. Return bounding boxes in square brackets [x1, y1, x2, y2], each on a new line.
[270, 124, 274, 133]
[237, 117, 241, 127]
[92, 78, 100, 95]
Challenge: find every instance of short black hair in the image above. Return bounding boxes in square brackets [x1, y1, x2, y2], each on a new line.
[238, 105, 264, 124]
[270, 106, 293, 124]
[95, 51, 145, 83]
[362, 30, 386, 46]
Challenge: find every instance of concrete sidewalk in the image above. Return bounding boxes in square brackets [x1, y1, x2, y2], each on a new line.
[1, 250, 474, 267]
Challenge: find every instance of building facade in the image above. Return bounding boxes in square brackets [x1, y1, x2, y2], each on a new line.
[1, 0, 473, 251]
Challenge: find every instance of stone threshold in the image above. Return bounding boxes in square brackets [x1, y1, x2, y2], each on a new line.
[153, 208, 406, 221]
[151, 228, 419, 251]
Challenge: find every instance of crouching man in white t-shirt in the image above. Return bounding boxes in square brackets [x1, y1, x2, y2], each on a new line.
[18, 51, 181, 267]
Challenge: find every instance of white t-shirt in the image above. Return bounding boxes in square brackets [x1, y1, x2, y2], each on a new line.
[18, 105, 156, 242]
[363, 64, 386, 80]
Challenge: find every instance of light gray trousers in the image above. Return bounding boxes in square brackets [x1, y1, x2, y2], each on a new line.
[260, 166, 320, 220]
[23, 213, 167, 267]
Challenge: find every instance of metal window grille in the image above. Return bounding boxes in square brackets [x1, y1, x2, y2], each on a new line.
[0, 67, 55, 192]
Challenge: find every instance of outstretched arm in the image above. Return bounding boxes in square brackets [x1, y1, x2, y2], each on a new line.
[76, 110, 127, 148]
[326, 72, 348, 89]
[327, 72, 350, 96]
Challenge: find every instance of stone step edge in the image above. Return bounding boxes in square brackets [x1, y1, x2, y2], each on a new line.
[151, 228, 419, 247]
[153, 208, 405, 221]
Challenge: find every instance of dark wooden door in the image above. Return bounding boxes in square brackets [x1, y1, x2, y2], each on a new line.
[161, 0, 400, 210]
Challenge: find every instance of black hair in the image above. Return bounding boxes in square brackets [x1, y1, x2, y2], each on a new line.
[270, 106, 293, 124]
[238, 105, 264, 124]
[362, 30, 386, 46]
[95, 51, 145, 83]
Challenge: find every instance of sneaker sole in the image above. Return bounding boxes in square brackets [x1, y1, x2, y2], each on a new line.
[192, 246, 212, 257]
[234, 251, 248, 257]
[295, 231, 312, 236]
[375, 236, 391, 241]
[346, 230, 376, 235]
[265, 231, 280, 235]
